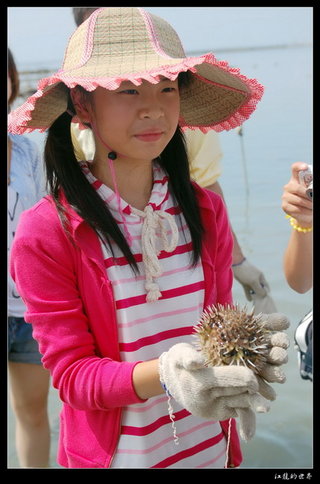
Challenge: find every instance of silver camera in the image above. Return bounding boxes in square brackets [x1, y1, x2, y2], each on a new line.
[294, 310, 312, 381]
[298, 165, 313, 200]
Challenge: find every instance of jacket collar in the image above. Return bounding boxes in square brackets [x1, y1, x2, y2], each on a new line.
[192, 181, 216, 211]
[58, 182, 214, 227]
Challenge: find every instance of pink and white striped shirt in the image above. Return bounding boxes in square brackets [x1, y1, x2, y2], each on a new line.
[82, 162, 228, 468]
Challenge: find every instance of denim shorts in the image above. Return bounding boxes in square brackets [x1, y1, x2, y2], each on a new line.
[8, 316, 43, 365]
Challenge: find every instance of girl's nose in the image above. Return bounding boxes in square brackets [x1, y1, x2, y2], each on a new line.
[138, 95, 164, 120]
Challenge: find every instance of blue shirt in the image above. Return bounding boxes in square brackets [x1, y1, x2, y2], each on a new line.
[9, 134, 45, 208]
[8, 134, 46, 316]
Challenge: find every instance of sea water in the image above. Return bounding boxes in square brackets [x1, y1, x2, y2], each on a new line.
[218, 45, 313, 469]
[8, 45, 313, 469]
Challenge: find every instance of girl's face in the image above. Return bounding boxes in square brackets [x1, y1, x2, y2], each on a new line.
[88, 77, 180, 163]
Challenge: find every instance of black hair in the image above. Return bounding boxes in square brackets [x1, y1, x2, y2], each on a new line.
[72, 7, 98, 27]
[44, 72, 204, 273]
[8, 48, 20, 106]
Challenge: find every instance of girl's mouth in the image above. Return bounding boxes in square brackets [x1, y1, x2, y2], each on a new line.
[134, 132, 163, 142]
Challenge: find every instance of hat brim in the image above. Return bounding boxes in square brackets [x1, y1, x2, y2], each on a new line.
[8, 52, 263, 134]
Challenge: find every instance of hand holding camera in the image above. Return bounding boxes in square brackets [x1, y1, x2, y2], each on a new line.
[281, 162, 313, 230]
[298, 165, 313, 201]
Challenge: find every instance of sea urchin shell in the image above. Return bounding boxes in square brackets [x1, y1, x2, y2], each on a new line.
[194, 303, 269, 375]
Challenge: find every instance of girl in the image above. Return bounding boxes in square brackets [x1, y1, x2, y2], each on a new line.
[9, 7, 289, 469]
[8, 48, 50, 467]
[71, 6, 276, 316]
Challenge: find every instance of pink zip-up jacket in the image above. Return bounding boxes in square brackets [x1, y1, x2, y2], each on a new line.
[10, 182, 242, 468]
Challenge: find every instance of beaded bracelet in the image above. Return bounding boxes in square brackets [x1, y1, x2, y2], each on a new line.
[160, 381, 172, 397]
[285, 215, 313, 233]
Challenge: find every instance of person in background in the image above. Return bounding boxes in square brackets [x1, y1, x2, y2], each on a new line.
[282, 162, 312, 293]
[282, 161, 313, 381]
[8, 48, 50, 468]
[9, 8, 289, 468]
[71, 7, 276, 315]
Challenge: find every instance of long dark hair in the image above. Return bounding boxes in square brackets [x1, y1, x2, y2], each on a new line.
[44, 73, 204, 273]
[8, 48, 20, 106]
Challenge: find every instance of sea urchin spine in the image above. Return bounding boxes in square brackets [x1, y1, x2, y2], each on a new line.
[194, 303, 269, 376]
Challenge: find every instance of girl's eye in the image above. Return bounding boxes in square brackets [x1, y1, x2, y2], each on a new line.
[162, 87, 176, 93]
[120, 89, 138, 95]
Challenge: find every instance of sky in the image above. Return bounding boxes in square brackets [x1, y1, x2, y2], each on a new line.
[8, 6, 313, 71]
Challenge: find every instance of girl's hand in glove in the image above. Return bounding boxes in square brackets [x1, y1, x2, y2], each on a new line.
[159, 343, 270, 441]
[256, 312, 290, 401]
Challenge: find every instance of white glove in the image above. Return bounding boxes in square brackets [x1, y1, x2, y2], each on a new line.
[233, 258, 273, 302]
[252, 293, 277, 314]
[255, 312, 290, 401]
[159, 343, 270, 441]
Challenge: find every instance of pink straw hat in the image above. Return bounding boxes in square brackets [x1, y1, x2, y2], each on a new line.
[8, 7, 264, 135]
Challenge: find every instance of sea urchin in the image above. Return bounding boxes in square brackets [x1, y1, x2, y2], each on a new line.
[194, 303, 269, 375]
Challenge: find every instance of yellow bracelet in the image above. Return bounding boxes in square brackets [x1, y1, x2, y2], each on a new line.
[285, 215, 313, 233]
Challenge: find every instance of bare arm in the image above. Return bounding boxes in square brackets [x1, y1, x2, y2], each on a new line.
[281, 162, 313, 293]
[283, 230, 312, 293]
[132, 359, 164, 400]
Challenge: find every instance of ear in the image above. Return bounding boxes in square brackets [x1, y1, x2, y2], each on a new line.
[70, 87, 92, 124]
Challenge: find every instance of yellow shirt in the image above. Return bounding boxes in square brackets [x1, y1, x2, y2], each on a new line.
[185, 129, 222, 187]
[71, 124, 222, 188]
